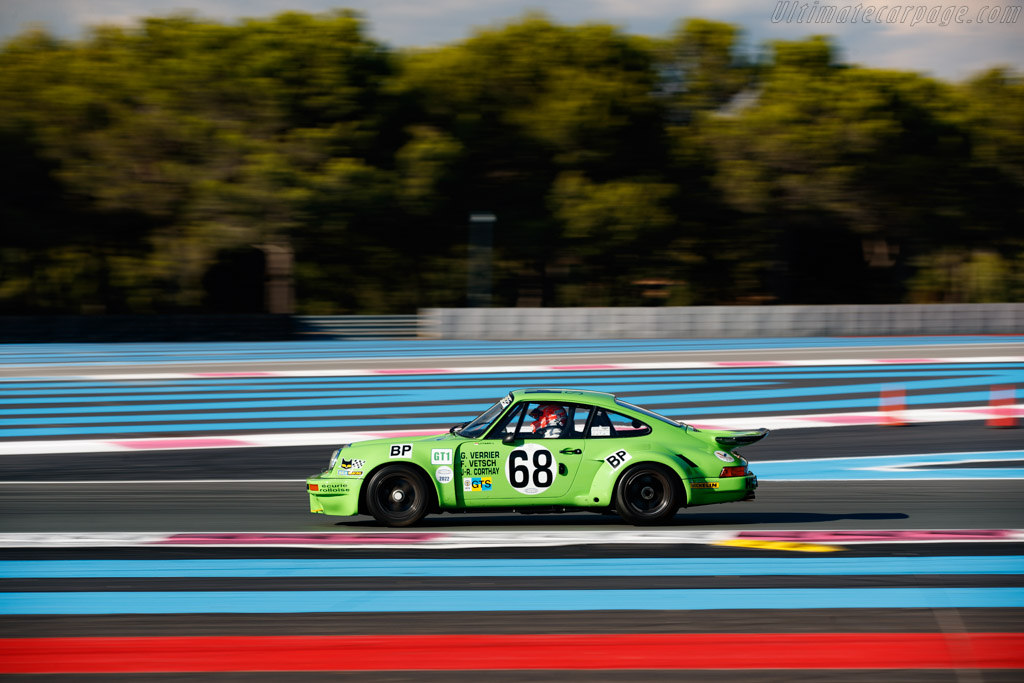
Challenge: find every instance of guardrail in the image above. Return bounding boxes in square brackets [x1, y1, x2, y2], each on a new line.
[420, 304, 1024, 339]
[295, 315, 420, 339]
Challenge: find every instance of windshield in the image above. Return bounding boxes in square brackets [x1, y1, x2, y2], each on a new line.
[458, 394, 513, 438]
[615, 399, 693, 429]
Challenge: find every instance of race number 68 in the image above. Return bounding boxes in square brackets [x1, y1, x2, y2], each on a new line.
[507, 445, 555, 494]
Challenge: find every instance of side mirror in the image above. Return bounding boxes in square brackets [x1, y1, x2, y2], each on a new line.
[502, 433, 516, 445]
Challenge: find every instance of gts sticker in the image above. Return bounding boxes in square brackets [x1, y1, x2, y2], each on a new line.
[605, 449, 632, 470]
[464, 476, 492, 492]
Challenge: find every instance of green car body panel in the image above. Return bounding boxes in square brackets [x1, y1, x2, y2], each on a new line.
[306, 388, 765, 526]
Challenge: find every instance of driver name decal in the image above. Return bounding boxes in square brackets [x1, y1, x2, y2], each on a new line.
[464, 450, 500, 476]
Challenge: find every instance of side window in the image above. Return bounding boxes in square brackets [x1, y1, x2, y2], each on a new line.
[491, 403, 525, 436]
[589, 409, 651, 438]
[570, 405, 591, 438]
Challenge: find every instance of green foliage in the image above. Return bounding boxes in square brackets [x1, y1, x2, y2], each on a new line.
[0, 12, 1020, 314]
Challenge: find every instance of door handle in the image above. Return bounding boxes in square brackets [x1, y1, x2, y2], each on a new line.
[560, 448, 582, 455]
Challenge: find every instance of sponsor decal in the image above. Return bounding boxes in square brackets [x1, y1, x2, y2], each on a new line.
[714, 450, 735, 463]
[505, 443, 557, 496]
[342, 470, 363, 477]
[315, 483, 352, 494]
[463, 476, 492, 492]
[591, 426, 611, 437]
[389, 444, 414, 459]
[339, 458, 366, 470]
[435, 466, 453, 484]
[431, 449, 453, 465]
[691, 482, 719, 489]
[605, 449, 631, 470]
[500, 394, 513, 408]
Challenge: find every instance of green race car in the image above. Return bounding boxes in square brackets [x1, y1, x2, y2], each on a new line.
[306, 388, 765, 526]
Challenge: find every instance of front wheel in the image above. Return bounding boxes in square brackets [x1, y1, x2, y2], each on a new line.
[614, 463, 681, 525]
[364, 464, 431, 527]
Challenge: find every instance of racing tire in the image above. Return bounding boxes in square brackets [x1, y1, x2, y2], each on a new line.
[614, 463, 681, 525]
[365, 464, 431, 527]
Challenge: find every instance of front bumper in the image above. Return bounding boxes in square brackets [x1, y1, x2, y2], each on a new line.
[306, 474, 361, 516]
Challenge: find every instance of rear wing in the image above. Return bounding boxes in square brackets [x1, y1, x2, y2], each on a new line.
[714, 428, 770, 447]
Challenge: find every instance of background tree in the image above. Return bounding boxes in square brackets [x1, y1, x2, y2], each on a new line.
[0, 11, 1020, 314]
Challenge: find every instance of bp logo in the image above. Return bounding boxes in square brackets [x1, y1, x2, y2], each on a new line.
[504, 442, 557, 495]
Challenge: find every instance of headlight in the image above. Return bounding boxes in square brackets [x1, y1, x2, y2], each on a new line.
[327, 444, 350, 471]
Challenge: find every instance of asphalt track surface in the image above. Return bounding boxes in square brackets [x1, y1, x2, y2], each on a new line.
[1, 337, 1022, 680]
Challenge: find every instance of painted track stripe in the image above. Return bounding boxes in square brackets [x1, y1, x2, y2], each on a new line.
[2, 529, 1022, 549]
[1, 404, 1021, 454]
[3, 556, 1022, 579]
[2, 633, 1023, 672]
[4, 356, 1023, 380]
[3, 587, 1023, 615]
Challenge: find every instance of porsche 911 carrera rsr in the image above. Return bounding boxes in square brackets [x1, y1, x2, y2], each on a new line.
[306, 388, 765, 526]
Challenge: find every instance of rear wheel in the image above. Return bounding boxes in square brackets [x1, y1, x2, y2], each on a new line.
[365, 464, 431, 527]
[614, 463, 681, 525]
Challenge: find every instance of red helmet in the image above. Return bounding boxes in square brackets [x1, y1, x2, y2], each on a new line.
[530, 404, 567, 431]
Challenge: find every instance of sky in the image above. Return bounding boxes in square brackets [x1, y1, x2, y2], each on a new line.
[1, 0, 1021, 82]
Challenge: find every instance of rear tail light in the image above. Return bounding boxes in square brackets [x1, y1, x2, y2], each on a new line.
[720, 466, 748, 477]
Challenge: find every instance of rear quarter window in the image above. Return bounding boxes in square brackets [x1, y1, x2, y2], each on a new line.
[589, 409, 651, 438]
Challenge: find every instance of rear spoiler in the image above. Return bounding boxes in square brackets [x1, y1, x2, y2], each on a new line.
[714, 428, 770, 447]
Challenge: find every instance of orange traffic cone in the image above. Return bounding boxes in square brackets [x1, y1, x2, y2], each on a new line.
[880, 385, 906, 427]
[987, 385, 1017, 428]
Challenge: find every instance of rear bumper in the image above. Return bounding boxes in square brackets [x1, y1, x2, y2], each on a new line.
[687, 472, 757, 505]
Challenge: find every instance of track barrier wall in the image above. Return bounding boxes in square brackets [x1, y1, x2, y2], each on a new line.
[1, 304, 1022, 341]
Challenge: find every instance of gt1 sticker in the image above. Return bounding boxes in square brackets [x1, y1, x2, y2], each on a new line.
[463, 476, 492, 492]
[435, 466, 453, 484]
[505, 443, 557, 495]
[605, 449, 632, 470]
[714, 450, 735, 462]
[389, 444, 413, 458]
[431, 449, 453, 465]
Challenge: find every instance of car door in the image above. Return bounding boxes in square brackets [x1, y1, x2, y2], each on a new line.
[455, 401, 589, 503]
